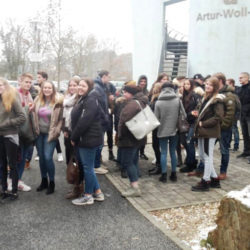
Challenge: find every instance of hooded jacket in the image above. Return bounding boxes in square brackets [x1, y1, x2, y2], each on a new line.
[154, 87, 180, 138]
[137, 75, 149, 96]
[237, 81, 250, 120]
[118, 92, 148, 148]
[94, 76, 110, 131]
[194, 94, 224, 139]
[219, 85, 236, 129]
[71, 89, 103, 148]
[34, 93, 64, 142]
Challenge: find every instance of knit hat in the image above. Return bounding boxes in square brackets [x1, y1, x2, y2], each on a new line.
[124, 80, 136, 86]
[123, 85, 140, 95]
[161, 82, 175, 89]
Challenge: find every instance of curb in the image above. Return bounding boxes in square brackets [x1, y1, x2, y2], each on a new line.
[105, 173, 192, 250]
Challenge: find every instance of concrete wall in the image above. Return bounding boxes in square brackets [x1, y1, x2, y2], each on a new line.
[188, 0, 250, 83]
[131, 0, 164, 87]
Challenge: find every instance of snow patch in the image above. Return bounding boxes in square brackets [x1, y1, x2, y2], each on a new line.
[227, 185, 250, 208]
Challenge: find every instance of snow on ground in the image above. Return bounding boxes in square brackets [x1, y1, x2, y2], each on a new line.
[227, 185, 250, 208]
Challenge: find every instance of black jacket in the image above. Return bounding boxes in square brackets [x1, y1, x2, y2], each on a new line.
[238, 82, 250, 120]
[71, 90, 103, 148]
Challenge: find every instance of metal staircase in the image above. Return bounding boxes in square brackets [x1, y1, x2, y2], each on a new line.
[159, 25, 188, 79]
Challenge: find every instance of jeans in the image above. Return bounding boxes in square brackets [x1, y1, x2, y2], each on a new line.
[219, 128, 232, 173]
[152, 129, 161, 165]
[230, 122, 239, 150]
[159, 135, 178, 174]
[78, 146, 100, 194]
[240, 117, 250, 154]
[26, 145, 34, 162]
[120, 147, 139, 183]
[0, 136, 18, 193]
[186, 127, 196, 166]
[95, 132, 104, 168]
[17, 143, 33, 180]
[198, 138, 217, 181]
[36, 133, 57, 181]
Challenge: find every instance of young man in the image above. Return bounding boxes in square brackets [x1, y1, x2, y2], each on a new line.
[214, 73, 236, 180]
[94, 70, 111, 174]
[237, 72, 250, 162]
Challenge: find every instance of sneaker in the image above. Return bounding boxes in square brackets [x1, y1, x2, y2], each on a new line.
[121, 187, 141, 197]
[95, 166, 108, 175]
[10, 193, 18, 201]
[57, 153, 64, 162]
[72, 195, 94, 206]
[18, 181, 31, 192]
[93, 192, 105, 201]
[35, 156, 39, 161]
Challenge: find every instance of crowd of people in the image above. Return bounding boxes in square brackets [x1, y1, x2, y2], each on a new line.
[0, 69, 249, 204]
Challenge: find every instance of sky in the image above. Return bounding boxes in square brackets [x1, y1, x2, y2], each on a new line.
[0, 0, 189, 54]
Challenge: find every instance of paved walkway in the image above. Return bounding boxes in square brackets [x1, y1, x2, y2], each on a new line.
[105, 141, 250, 212]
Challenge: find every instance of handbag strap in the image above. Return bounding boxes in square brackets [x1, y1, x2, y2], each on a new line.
[135, 100, 143, 110]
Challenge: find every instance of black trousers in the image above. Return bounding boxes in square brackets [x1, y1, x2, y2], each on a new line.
[152, 129, 161, 165]
[240, 117, 250, 154]
[107, 114, 114, 150]
[56, 139, 62, 154]
[0, 136, 18, 193]
[64, 136, 74, 165]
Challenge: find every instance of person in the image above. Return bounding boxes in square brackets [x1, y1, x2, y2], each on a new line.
[118, 85, 148, 197]
[154, 82, 180, 183]
[193, 73, 205, 90]
[180, 78, 201, 173]
[192, 77, 224, 191]
[226, 78, 240, 152]
[16, 73, 36, 192]
[148, 73, 169, 100]
[34, 81, 63, 195]
[137, 75, 149, 160]
[0, 78, 25, 200]
[214, 73, 236, 180]
[35, 71, 64, 162]
[94, 70, 111, 175]
[71, 78, 104, 205]
[237, 72, 250, 162]
[148, 83, 162, 175]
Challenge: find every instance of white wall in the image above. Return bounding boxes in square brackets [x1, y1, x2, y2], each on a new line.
[188, 0, 250, 83]
[131, 0, 164, 87]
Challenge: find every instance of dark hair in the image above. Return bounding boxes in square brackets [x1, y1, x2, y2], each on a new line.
[37, 71, 48, 80]
[183, 79, 195, 110]
[227, 78, 235, 86]
[213, 72, 226, 85]
[161, 82, 174, 89]
[98, 70, 109, 78]
[80, 78, 94, 95]
[149, 73, 169, 97]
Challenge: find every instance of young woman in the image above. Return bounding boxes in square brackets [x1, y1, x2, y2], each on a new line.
[34, 82, 63, 195]
[118, 85, 148, 197]
[180, 79, 201, 173]
[148, 82, 162, 175]
[155, 83, 180, 183]
[71, 78, 104, 206]
[192, 77, 224, 191]
[0, 78, 25, 200]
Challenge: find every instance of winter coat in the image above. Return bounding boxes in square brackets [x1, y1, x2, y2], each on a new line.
[0, 95, 25, 136]
[114, 96, 127, 132]
[137, 75, 149, 96]
[118, 92, 148, 148]
[182, 92, 201, 125]
[94, 77, 110, 131]
[237, 82, 250, 120]
[194, 94, 224, 139]
[154, 87, 180, 138]
[71, 90, 103, 148]
[219, 85, 236, 130]
[34, 93, 64, 142]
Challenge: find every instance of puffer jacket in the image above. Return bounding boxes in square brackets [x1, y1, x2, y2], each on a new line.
[154, 87, 180, 138]
[34, 93, 64, 142]
[194, 94, 225, 139]
[219, 85, 236, 130]
[118, 92, 148, 148]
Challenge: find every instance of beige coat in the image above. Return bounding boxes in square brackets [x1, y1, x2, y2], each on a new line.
[34, 93, 64, 142]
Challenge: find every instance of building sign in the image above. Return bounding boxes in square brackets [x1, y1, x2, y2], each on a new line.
[196, 0, 249, 22]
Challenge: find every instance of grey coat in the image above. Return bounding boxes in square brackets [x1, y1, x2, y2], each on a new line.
[154, 87, 180, 138]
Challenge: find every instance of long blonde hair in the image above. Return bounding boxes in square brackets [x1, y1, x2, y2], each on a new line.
[151, 82, 162, 103]
[0, 78, 17, 112]
[37, 81, 56, 106]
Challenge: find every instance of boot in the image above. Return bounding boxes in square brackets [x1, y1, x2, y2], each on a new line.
[169, 172, 177, 182]
[180, 160, 197, 173]
[109, 149, 115, 161]
[121, 169, 128, 178]
[159, 173, 167, 183]
[36, 178, 48, 192]
[192, 179, 209, 192]
[149, 165, 161, 175]
[46, 181, 55, 195]
[210, 177, 221, 188]
[65, 185, 81, 199]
